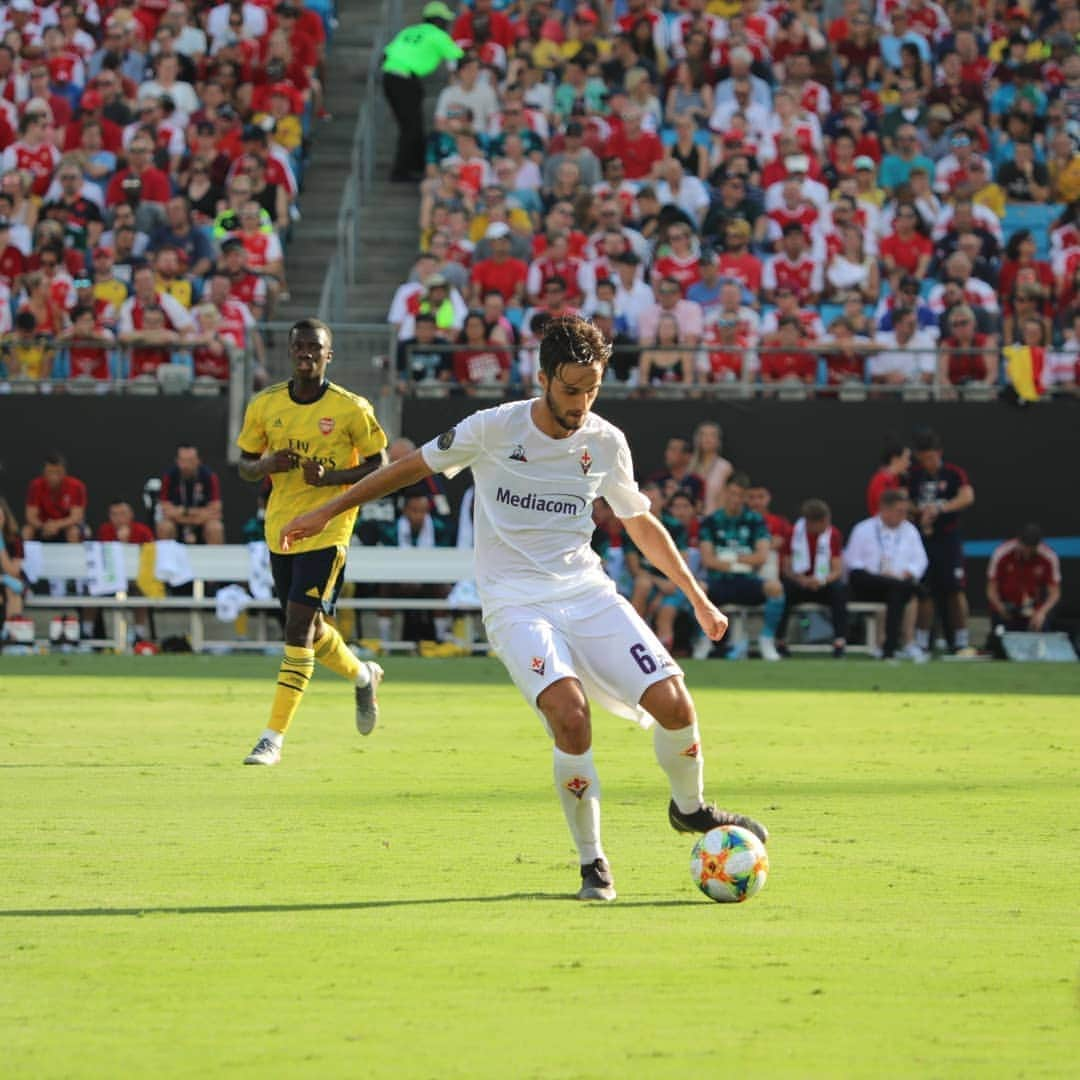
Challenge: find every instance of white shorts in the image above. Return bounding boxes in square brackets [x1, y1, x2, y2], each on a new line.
[484, 587, 684, 732]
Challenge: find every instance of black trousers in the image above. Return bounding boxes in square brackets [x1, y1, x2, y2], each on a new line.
[849, 570, 919, 656]
[382, 71, 425, 179]
[777, 579, 849, 642]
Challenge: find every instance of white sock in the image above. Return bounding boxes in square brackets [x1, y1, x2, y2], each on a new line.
[377, 616, 392, 643]
[261, 728, 284, 748]
[954, 628, 969, 647]
[552, 747, 604, 864]
[653, 722, 704, 815]
[355, 662, 371, 688]
[916, 629, 930, 650]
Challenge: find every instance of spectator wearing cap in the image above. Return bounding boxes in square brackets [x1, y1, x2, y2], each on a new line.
[608, 250, 653, 339]
[469, 224, 528, 308]
[874, 276, 940, 341]
[63, 89, 123, 154]
[879, 123, 936, 193]
[406, 274, 467, 340]
[218, 236, 268, 321]
[763, 152, 830, 215]
[87, 20, 145, 85]
[934, 132, 989, 196]
[88, 246, 126, 327]
[451, 0, 514, 51]
[638, 275, 703, 346]
[382, 4, 465, 182]
[435, 54, 499, 134]
[921, 104, 959, 162]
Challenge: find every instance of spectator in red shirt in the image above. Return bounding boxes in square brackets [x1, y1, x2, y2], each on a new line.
[97, 499, 155, 544]
[866, 441, 911, 516]
[469, 224, 527, 308]
[22, 453, 88, 543]
[879, 204, 933, 285]
[603, 106, 663, 181]
[746, 485, 793, 554]
[986, 523, 1062, 637]
[452, 309, 512, 388]
[937, 305, 997, 388]
[105, 135, 173, 207]
[760, 317, 816, 386]
[775, 498, 849, 657]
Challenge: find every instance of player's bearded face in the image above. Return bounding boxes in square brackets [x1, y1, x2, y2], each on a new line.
[543, 363, 603, 431]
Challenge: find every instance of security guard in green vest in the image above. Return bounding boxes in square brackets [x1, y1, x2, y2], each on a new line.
[382, 2, 464, 181]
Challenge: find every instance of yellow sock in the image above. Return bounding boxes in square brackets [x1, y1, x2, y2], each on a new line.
[313, 623, 361, 681]
[269, 645, 315, 735]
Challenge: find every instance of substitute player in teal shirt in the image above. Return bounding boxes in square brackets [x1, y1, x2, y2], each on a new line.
[382, 2, 464, 181]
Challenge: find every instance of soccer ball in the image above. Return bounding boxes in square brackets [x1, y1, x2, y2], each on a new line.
[690, 825, 769, 903]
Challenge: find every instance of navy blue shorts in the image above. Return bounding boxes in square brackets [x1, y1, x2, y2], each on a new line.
[270, 545, 347, 616]
[923, 534, 966, 594]
[707, 576, 768, 608]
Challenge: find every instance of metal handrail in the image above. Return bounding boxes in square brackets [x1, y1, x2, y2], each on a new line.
[317, 0, 405, 322]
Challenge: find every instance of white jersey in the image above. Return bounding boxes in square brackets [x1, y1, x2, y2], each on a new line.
[420, 399, 649, 616]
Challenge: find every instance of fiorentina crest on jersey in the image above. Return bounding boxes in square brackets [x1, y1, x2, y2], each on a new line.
[318, 417, 335, 435]
[510, 444, 528, 462]
[531, 656, 546, 675]
[579, 448, 592, 475]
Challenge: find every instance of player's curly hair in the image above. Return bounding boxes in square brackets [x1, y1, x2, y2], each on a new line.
[538, 315, 611, 380]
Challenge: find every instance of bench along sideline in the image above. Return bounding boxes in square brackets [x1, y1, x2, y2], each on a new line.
[23, 544, 884, 655]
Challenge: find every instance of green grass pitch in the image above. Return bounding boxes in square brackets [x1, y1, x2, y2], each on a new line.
[1, 655, 1078, 1078]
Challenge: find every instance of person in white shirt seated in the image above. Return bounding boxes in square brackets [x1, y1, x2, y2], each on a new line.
[843, 489, 929, 661]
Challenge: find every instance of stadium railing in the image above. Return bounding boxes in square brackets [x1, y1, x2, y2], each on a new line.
[318, 0, 405, 322]
[24, 543, 478, 654]
[397, 342, 1025, 401]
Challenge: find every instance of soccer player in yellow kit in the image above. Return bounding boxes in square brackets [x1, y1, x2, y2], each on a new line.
[237, 319, 388, 765]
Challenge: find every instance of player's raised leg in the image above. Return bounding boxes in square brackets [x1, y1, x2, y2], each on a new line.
[312, 617, 384, 734]
[537, 677, 615, 902]
[643, 676, 769, 844]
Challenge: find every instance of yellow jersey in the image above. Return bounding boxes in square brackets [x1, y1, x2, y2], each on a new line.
[237, 379, 388, 555]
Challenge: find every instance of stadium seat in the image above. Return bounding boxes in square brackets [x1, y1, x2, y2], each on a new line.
[157, 363, 195, 394]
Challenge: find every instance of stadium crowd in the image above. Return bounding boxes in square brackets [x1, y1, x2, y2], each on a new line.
[387, 0, 1080, 398]
[0, 424, 1064, 658]
[0, 0, 330, 387]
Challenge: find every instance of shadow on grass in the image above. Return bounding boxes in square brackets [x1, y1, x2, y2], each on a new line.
[0, 895, 703, 918]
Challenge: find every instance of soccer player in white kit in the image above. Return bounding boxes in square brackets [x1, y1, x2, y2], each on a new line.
[280, 317, 768, 901]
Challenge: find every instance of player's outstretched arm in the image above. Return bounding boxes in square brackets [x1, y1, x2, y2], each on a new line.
[280, 449, 435, 550]
[622, 512, 728, 642]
